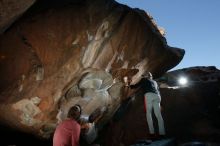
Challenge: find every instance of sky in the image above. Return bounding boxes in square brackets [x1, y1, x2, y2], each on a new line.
[116, 0, 220, 70]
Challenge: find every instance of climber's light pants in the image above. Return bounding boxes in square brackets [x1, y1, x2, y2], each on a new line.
[144, 92, 165, 135]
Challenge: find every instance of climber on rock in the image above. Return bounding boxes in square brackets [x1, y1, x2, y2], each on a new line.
[127, 72, 166, 137]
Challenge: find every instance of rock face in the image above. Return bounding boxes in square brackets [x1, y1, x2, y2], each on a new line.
[0, 0, 36, 33]
[103, 66, 220, 145]
[0, 0, 184, 138]
[166, 66, 220, 84]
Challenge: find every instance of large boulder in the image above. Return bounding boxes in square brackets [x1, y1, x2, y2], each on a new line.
[0, 0, 36, 33]
[0, 0, 184, 138]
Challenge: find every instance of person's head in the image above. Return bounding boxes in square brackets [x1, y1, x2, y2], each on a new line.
[67, 104, 82, 121]
[142, 72, 153, 79]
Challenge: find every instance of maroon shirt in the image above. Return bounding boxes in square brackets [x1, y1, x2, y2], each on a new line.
[53, 119, 81, 146]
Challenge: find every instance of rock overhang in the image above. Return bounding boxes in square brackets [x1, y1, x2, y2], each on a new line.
[0, 0, 185, 138]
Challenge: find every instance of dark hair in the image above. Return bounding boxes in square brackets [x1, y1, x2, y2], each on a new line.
[142, 72, 153, 78]
[67, 104, 81, 119]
